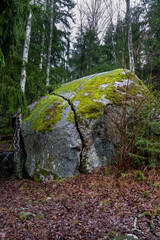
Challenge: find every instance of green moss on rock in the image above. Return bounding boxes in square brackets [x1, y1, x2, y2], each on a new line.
[79, 157, 90, 173]
[57, 69, 148, 121]
[33, 168, 59, 182]
[77, 101, 104, 121]
[55, 77, 88, 94]
[65, 110, 75, 123]
[24, 69, 150, 133]
[23, 95, 68, 133]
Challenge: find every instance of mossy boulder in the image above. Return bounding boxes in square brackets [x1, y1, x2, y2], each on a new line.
[55, 69, 149, 172]
[21, 95, 82, 180]
[21, 69, 149, 180]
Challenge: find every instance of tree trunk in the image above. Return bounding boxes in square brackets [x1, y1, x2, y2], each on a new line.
[126, 0, 135, 73]
[13, 111, 23, 178]
[14, 0, 33, 178]
[39, 0, 46, 69]
[20, 0, 33, 93]
[111, 21, 116, 63]
[46, 0, 54, 86]
[39, 29, 45, 69]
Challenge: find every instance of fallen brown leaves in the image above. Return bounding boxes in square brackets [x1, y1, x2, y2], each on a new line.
[0, 168, 160, 240]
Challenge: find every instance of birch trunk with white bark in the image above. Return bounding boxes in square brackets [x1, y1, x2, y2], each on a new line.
[14, 1, 33, 178]
[46, 0, 54, 86]
[39, 29, 45, 69]
[126, 0, 135, 73]
[111, 22, 116, 63]
[39, 0, 47, 69]
[20, 0, 33, 93]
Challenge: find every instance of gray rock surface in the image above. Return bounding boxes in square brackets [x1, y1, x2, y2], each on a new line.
[21, 69, 148, 180]
[78, 114, 114, 172]
[21, 96, 82, 180]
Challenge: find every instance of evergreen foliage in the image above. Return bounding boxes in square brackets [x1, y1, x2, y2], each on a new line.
[0, 0, 29, 135]
[0, 0, 29, 59]
[0, 70, 26, 136]
[70, 29, 100, 78]
[25, 63, 46, 103]
[142, 0, 160, 88]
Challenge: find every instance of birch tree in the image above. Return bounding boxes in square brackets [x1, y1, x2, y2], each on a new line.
[126, 0, 135, 73]
[39, 0, 47, 69]
[20, 0, 34, 93]
[107, 0, 117, 63]
[14, 0, 34, 178]
[46, 0, 54, 86]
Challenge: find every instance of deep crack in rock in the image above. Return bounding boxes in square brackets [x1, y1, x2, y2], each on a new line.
[53, 93, 85, 172]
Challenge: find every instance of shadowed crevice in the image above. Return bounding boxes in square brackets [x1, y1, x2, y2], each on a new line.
[53, 93, 85, 172]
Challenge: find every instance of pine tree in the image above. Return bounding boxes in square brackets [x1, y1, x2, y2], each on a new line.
[70, 28, 100, 78]
[142, 0, 160, 88]
[0, 0, 29, 65]
[0, 0, 29, 135]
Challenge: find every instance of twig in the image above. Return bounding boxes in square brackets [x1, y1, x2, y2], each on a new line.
[132, 216, 144, 234]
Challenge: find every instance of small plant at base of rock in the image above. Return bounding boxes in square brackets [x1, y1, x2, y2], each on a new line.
[103, 167, 112, 176]
[121, 173, 129, 179]
[98, 199, 111, 207]
[141, 211, 153, 217]
[149, 220, 155, 231]
[134, 170, 145, 181]
[19, 211, 35, 221]
[106, 230, 117, 238]
[143, 190, 149, 198]
[91, 184, 97, 190]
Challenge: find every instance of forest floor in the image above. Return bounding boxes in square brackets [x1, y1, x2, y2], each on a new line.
[0, 168, 160, 240]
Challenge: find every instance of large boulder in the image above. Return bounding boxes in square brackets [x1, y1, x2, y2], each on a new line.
[21, 69, 148, 180]
[22, 95, 82, 181]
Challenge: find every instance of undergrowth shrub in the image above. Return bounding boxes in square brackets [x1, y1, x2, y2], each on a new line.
[107, 75, 160, 170]
[134, 170, 145, 181]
